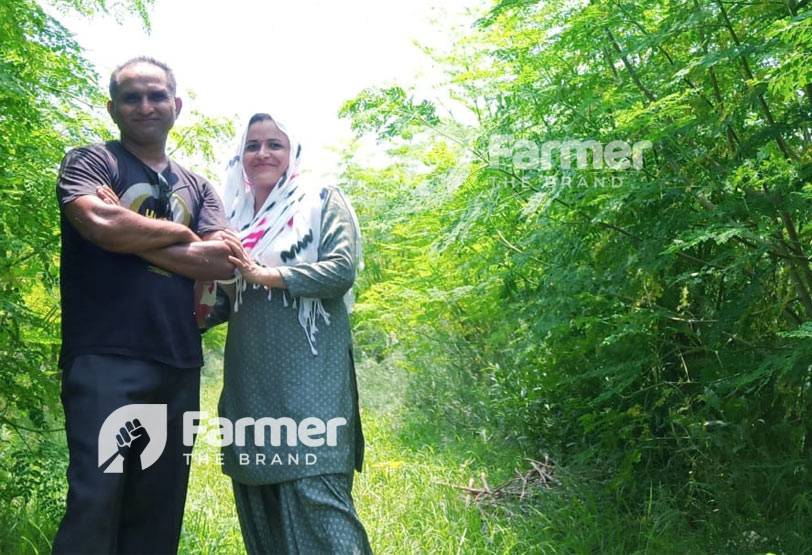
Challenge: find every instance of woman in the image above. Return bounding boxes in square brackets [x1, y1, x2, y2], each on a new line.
[213, 113, 371, 554]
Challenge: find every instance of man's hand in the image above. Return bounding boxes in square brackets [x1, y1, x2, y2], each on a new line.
[205, 228, 244, 256]
[96, 185, 121, 206]
[227, 242, 285, 289]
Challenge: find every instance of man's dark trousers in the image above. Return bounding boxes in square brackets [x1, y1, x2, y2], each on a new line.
[52, 354, 200, 554]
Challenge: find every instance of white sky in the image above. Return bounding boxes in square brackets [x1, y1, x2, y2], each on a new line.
[53, 0, 483, 181]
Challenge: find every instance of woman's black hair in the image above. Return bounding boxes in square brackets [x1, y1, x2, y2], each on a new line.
[248, 113, 274, 126]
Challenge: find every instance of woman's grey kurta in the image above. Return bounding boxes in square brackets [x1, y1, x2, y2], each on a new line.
[218, 188, 364, 485]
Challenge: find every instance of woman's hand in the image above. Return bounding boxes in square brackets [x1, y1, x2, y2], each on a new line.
[227, 243, 286, 289]
[96, 185, 120, 205]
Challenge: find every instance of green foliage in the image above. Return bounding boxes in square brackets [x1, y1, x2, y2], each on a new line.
[339, 86, 440, 140]
[47, 0, 155, 31]
[169, 95, 235, 182]
[0, 0, 104, 432]
[341, 0, 812, 549]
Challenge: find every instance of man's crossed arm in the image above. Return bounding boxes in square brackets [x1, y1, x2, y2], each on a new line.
[64, 191, 239, 281]
[139, 229, 238, 282]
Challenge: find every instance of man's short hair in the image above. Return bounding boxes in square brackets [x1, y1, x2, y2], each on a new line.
[109, 56, 177, 99]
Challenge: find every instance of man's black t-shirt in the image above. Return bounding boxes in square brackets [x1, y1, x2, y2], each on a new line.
[57, 141, 226, 369]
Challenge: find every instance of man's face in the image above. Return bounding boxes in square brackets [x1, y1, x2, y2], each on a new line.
[107, 62, 181, 146]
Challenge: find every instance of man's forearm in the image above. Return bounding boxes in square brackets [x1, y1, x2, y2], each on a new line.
[65, 196, 199, 254]
[110, 209, 199, 253]
[140, 240, 236, 281]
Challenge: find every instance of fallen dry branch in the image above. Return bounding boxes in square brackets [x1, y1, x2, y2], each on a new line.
[438, 455, 558, 506]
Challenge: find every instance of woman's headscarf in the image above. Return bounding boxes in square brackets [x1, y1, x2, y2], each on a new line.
[220, 114, 362, 355]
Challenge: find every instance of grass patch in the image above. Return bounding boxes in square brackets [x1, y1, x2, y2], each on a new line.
[179, 352, 563, 554]
[178, 351, 242, 554]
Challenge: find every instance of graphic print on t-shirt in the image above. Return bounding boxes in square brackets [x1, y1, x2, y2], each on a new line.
[118, 182, 192, 226]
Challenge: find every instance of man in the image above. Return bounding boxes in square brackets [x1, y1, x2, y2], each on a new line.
[53, 57, 238, 554]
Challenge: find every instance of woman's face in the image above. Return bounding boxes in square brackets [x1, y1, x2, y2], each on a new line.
[243, 119, 291, 190]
